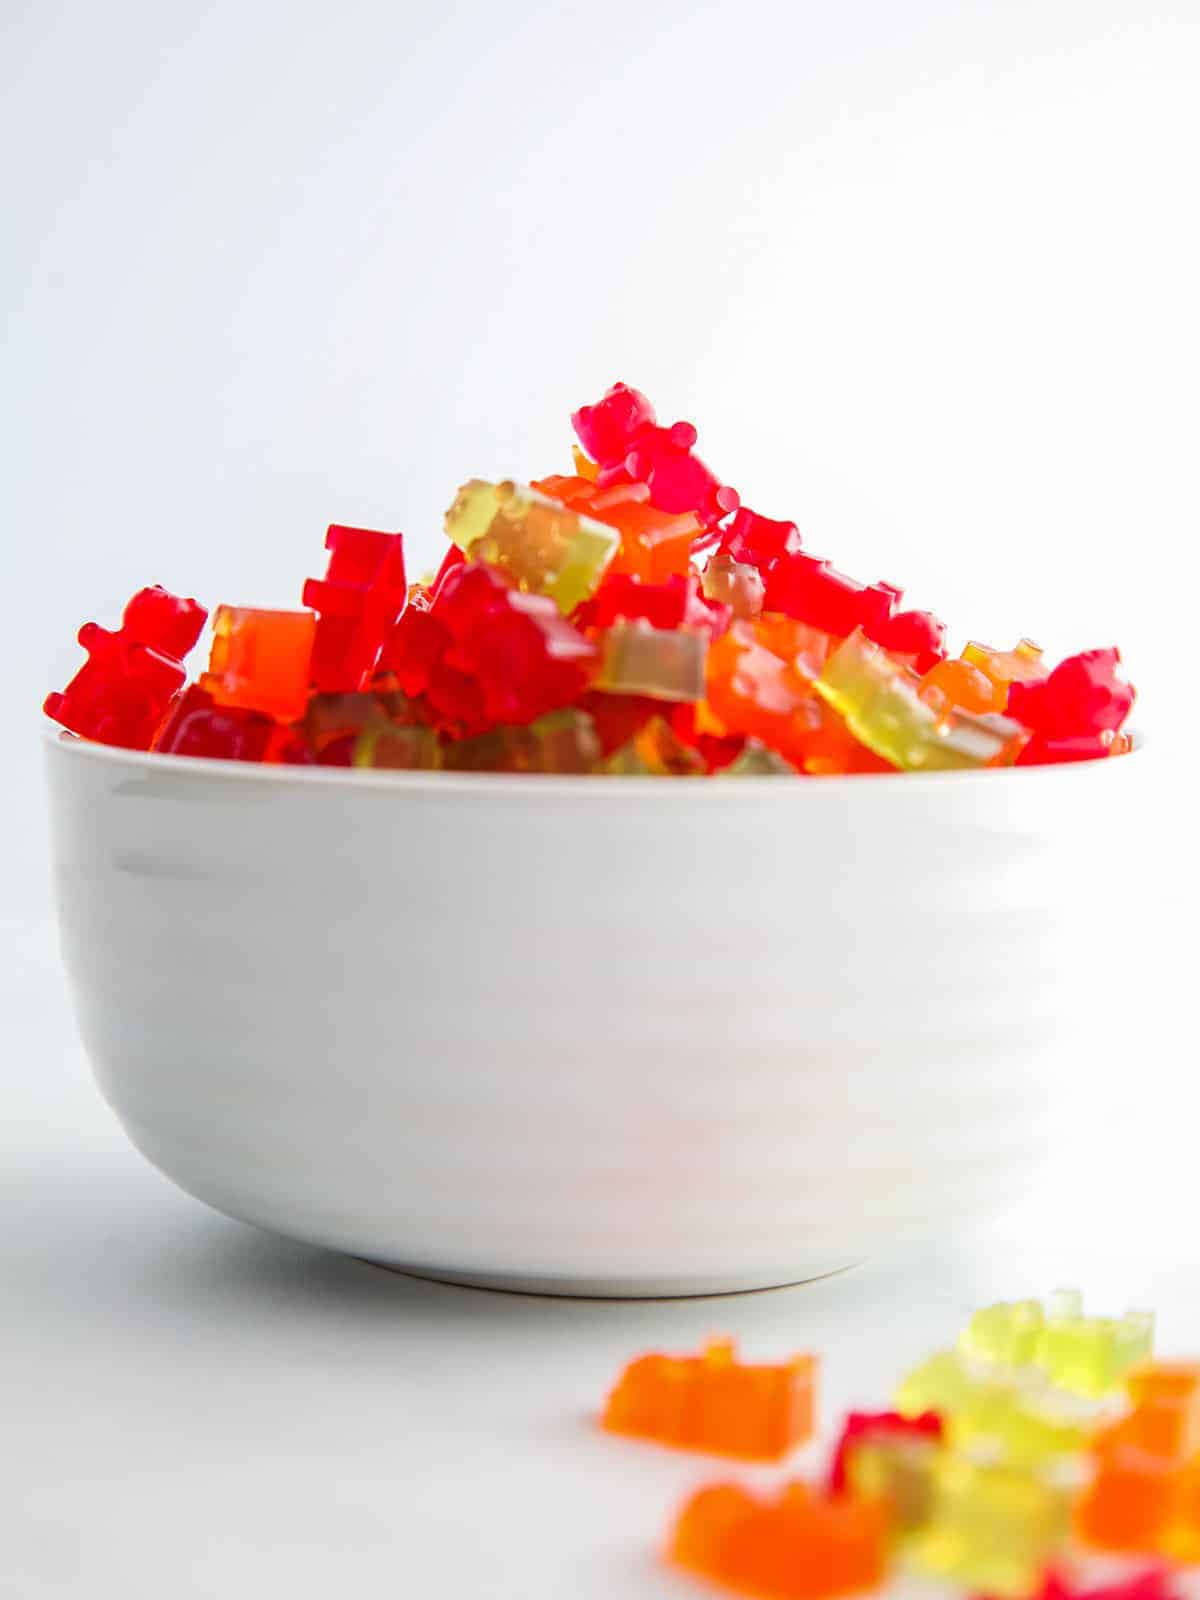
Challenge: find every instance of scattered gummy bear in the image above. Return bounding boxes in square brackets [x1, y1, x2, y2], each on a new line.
[43, 382, 1138, 772]
[602, 1338, 817, 1462]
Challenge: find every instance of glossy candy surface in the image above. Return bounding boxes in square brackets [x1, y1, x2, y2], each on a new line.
[602, 1338, 816, 1462]
[42, 381, 1137, 774]
[200, 606, 316, 723]
[669, 1480, 889, 1599]
[44, 585, 207, 749]
[301, 524, 407, 692]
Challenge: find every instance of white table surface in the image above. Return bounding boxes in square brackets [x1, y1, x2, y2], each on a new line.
[5, 831, 1197, 1600]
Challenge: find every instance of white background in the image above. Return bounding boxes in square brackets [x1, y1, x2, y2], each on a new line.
[3, 2, 1199, 1595]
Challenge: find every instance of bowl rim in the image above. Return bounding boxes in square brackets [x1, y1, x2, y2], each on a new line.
[41, 722, 1144, 799]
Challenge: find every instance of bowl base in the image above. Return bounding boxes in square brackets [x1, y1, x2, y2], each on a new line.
[357, 1256, 864, 1300]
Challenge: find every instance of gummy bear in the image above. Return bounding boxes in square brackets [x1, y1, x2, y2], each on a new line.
[602, 1338, 816, 1461]
[301, 524, 407, 692]
[434, 561, 596, 729]
[844, 1431, 943, 1536]
[817, 630, 1029, 771]
[1031, 1289, 1154, 1397]
[669, 1479, 888, 1599]
[445, 480, 619, 613]
[719, 507, 801, 574]
[594, 620, 708, 702]
[763, 552, 898, 638]
[702, 553, 766, 620]
[531, 474, 700, 586]
[583, 571, 727, 635]
[1008, 647, 1135, 765]
[602, 716, 708, 776]
[963, 637, 1047, 700]
[908, 1452, 1072, 1597]
[353, 719, 442, 770]
[920, 657, 1000, 716]
[895, 1347, 1105, 1466]
[828, 1411, 943, 1494]
[154, 684, 276, 762]
[200, 606, 317, 723]
[44, 585, 208, 750]
[442, 709, 600, 774]
[572, 382, 739, 528]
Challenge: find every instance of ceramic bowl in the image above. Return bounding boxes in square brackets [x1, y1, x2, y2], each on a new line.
[44, 731, 1142, 1297]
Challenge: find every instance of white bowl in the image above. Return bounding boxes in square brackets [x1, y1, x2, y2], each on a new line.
[44, 730, 1143, 1297]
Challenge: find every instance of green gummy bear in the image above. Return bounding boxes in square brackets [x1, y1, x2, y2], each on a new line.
[907, 1453, 1072, 1598]
[444, 480, 618, 614]
[816, 629, 1023, 770]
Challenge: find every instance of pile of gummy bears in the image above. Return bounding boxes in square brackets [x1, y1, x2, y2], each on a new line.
[44, 383, 1136, 775]
[601, 1290, 1198, 1599]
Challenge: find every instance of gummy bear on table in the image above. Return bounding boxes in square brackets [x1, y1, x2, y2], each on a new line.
[42, 380, 1138, 773]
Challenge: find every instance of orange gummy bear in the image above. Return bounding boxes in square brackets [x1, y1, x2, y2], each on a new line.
[200, 606, 317, 723]
[1076, 1362, 1200, 1557]
[532, 473, 699, 584]
[670, 1479, 888, 1599]
[919, 657, 1001, 715]
[706, 620, 889, 775]
[602, 1337, 816, 1461]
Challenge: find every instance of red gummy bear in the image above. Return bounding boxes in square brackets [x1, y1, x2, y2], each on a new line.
[1008, 647, 1134, 737]
[621, 422, 740, 527]
[866, 609, 947, 674]
[301, 524, 407, 693]
[1034, 1567, 1182, 1600]
[584, 572, 730, 637]
[1009, 647, 1135, 765]
[763, 552, 899, 639]
[381, 562, 595, 731]
[720, 507, 802, 574]
[572, 383, 739, 529]
[44, 585, 208, 750]
[121, 585, 209, 659]
[827, 1409, 944, 1494]
[572, 382, 657, 468]
[155, 685, 276, 762]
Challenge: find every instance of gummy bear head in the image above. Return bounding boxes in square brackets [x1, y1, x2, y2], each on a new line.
[572, 383, 656, 468]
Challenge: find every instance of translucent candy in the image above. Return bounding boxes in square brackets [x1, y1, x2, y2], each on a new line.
[603, 1337, 816, 1461]
[532, 474, 700, 585]
[1008, 648, 1135, 739]
[669, 1480, 888, 1599]
[816, 630, 1029, 771]
[301, 524, 407, 692]
[702, 553, 766, 619]
[200, 606, 316, 723]
[720, 507, 801, 573]
[718, 741, 799, 775]
[444, 480, 619, 613]
[572, 382, 739, 528]
[908, 1452, 1073, 1597]
[353, 720, 442, 770]
[845, 1432, 942, 1535]
[828, 1410, 943, 1494]
[963, 637, 1047, 699]
[602, 716, 707, 776]
[44, 586, 208, 750]
[594, 620, 708, 702]
[920, 657, 1001, 715]
[1033, 1290, 1154, 1397]
[441, 709, 600, 774]
[894, 1349, 1103, 1465]
[764, 552, 898, 637]
[154, 685, 275, 762]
